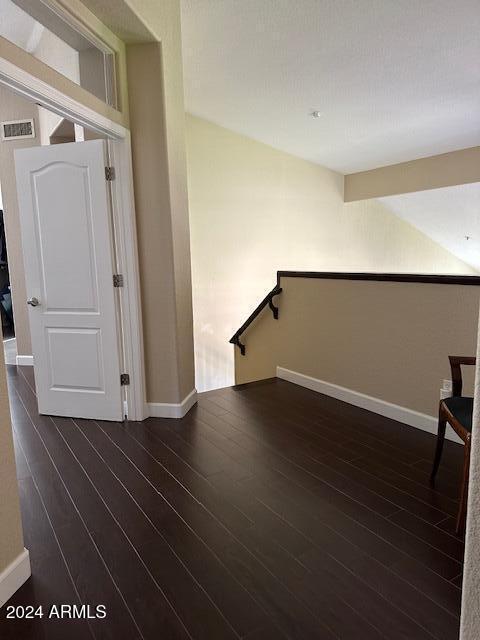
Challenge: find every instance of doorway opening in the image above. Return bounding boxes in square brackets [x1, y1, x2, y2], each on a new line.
[0, 64, 145, 421]
[0, 181, 16, 364]
[0, 87, 125, 418]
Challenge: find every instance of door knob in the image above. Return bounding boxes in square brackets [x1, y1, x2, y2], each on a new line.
[27, 297, 40, 307]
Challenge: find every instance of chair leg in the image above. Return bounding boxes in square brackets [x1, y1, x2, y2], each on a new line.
[430, 410, 447, 485]
[456, 437, 471, 535]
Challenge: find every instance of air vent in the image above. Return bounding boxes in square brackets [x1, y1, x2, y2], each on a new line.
[1, 119, 35, 141]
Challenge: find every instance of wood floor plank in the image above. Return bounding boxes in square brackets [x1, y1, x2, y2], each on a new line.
[72, 416, 265, 639]
[436, 517, 462, 538]
[235, 382, 422, 458]
[414, 458, 464, 486]
[301, 546, 460, 640]
[213, 384, 425, 466]
[5, 377, 143, 640]
[211, 471, 443, 639]
[202, 392, 369, 462]
[350, 457, 459, 518]
[0, 437, 93, 640]
[207, 470, 314, 557]
[350, 449, 461, 503]
[57, 416, 240, 640]
[451, 574, 463, 589]
[198, 398, 461, 579]
[240, 379, 463, 470]
[390, 556, 462, 616]
[237, 468, 462, 612]
[157, 408, 402, 519]
[11, 370, 190, 640]
[5, 369, 464, 640]
[207, 472, 446, 639]
[387, 510, 465, 562]
[317, 455, 453, 523]
[93, 420, 338, 640]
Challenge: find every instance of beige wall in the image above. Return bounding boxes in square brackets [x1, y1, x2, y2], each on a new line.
[0, 356, 24, 572]
[127, 42, 194, 403]
[0, 86, 41, 357]
[345, 147, 480, 202]
[186, 115, 476, 392]
[126, 1, 196, 402]
[235, 277, 479, 418]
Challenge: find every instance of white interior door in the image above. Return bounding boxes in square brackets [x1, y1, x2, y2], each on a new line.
[14, 139, 124, 421]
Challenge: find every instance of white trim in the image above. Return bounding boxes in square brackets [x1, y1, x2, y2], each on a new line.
[0, 548, 31, 608]
[277, 366, 463, 444]
[16, 355, 34, 367]
[148, 389, 198, 419]
[38, 0, 118, 108]
[41, 0, 117, 55]
[107, 137, 147, 421]
[0, 55, 125, 139]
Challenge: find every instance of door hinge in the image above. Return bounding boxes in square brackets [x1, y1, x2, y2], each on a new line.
[113, 274, 124, 287]
[105, 166, 115, 181]
[120, 373, 130, 386]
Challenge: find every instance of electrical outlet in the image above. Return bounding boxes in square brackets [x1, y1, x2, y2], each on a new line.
[442, 379, 453, 392]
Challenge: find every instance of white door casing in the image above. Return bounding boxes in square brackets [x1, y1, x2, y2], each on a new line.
[14, 139, 124, 421]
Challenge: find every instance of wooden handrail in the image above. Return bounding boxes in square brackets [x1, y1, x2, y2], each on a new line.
[275, 271, 480, 286]
[230, 271, 480, 355]
[229, 285, 282, 355]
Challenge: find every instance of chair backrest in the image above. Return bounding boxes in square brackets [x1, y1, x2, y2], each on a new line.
[449, 356, 477, 396]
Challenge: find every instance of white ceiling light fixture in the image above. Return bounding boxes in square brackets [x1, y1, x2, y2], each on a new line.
[311, 111, 322, 119]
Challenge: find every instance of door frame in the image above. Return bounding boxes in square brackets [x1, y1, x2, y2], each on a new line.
[0, 54, 147, 421]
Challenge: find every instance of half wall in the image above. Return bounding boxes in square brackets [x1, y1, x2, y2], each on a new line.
[234, 273, 479, 429]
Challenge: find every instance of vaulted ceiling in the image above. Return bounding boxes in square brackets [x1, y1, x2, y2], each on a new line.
[379, 183, 480, 272]
[181, 0, 480, 174]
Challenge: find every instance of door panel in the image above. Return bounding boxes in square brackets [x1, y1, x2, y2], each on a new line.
[33, 163, 99, 312]
[33, 163, 98, 312]
[47, 328, 103, 390]
[15, 140, 123, 421]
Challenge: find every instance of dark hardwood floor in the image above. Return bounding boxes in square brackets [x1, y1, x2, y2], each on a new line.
[0, 367, 464, 639]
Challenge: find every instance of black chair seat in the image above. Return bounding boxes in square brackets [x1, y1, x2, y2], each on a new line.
[443, 396, 474, 432]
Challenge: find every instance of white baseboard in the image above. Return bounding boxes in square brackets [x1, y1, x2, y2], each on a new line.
[147, 389, 197, 419]
[277, 367, 463, 444]
[16, 355, 33, 366]
[0, 548, 31, 608]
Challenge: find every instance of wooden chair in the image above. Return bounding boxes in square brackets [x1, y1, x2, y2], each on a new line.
[431, 355, 476, 534]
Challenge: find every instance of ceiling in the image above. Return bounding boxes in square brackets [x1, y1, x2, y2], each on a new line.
[379, 183, 480, 271]
[181, 0, 480, 173]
